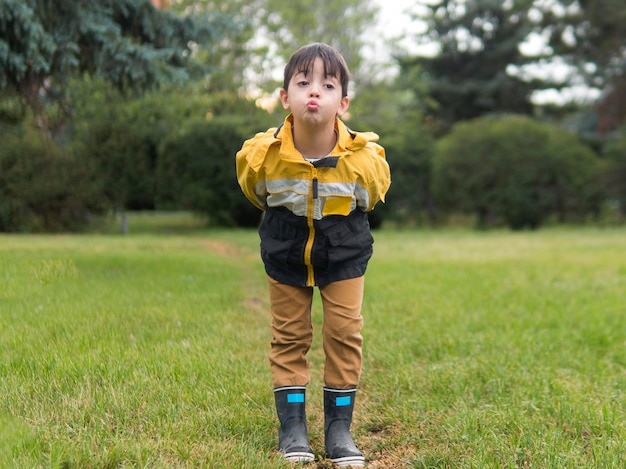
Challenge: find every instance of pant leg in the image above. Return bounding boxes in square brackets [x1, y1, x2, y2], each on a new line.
[267, 276, 314, 388]
[319, 276, 364, 389]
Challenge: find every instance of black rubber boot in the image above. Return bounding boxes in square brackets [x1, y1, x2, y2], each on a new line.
[324, 387, 365, 467]
[274, 386, 315, 463]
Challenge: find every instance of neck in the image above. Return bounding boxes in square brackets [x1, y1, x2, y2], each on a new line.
[292, 120, 338, 159]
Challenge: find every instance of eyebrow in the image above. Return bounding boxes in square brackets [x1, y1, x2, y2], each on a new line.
[295, 68, 339, 80]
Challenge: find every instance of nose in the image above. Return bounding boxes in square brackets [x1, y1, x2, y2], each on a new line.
[308, 84, 321, 97]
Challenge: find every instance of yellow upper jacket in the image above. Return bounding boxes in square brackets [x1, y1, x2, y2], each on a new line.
[236, 114, 391, 287]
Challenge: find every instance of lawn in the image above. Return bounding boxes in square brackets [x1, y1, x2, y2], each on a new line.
[1, 215, 625, 468]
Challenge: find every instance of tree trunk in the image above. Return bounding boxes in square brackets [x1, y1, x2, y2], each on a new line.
[120, 212, 128, 234]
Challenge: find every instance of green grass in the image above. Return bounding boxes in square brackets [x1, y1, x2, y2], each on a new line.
[1, 215, 625, 468]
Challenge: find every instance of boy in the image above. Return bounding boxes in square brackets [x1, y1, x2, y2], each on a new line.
[236, 43, 390, 467]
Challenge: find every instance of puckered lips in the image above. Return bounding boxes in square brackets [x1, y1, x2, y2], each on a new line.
[307, 100, 319, 111]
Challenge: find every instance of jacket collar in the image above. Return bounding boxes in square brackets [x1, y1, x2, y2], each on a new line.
[274, 114, 379, 159]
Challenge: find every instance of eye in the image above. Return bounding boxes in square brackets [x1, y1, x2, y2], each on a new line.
[323, 83, 335, 90]
[297, 80, 309, 87]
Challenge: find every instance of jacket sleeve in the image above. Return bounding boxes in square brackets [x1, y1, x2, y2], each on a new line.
[235, 135, 268, 211]
[364, 143, 391, 211]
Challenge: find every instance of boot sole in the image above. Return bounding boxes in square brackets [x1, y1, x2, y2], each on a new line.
[283, 451, 315, 463]
[330, 455, 366, 467]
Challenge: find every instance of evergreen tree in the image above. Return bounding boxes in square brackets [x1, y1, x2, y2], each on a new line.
[168, 0, 257, 93]
[0, 0, 232, 128]
[399, 0, 552, 130]
[562, 0, 626, 133]
[399, 0, 626, 131]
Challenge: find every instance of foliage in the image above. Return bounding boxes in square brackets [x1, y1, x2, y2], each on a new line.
[2, 0, 621, 232]
[156, 117, 270, 226]
[382, 127, 435, 225]
[0, 128, 105, 232]
[166, 0, 381, 96]
[0, 91, 28, 126]
[169, 0, 258, 93]
[432, 115, 604, 229]
[79, 119, 159, 212]
[549, 0, 626, 133]
[0, 0, 233, 128]
[246, 0, 378, 93]
[399, 0, 626, 131]
[593, 75, 626, 136]
[400, 0, 542, 130]
[69, 78, 273, 215]
[71, 85, 168, 212]
[556, 0, 626, 87]
[349, 80, 436, 225]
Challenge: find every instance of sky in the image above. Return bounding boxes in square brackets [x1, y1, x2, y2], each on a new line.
[373, 0, 417, 38]
[367, 0, 440, 78]
[370, 0, 427, 60]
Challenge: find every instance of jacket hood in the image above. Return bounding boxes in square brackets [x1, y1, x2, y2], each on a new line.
[241, 114, 380, 172]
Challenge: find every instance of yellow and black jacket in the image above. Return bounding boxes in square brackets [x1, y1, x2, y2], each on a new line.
[236, 114, 391, 287]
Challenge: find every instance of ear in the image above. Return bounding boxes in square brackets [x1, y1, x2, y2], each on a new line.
[337, 95, 350, 117]
[279, 88, 290, 110]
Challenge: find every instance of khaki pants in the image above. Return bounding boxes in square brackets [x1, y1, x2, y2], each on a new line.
[267, 275, 364, 389]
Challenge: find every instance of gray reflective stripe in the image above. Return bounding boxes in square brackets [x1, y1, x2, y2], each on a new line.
[268, 191, 309, 217]
[265, 179, 310, 217]
[267, 178, 310, 195]
[253, 180, 267, 207]
[317, 181, 355, 197]
[354, 182, 371, 210]
[266, 179, 363, 220]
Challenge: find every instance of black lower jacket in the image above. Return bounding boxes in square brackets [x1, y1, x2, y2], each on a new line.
[259, 206, 373, 287]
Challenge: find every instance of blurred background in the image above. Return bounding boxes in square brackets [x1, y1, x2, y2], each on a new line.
[1, 0, 624, 232]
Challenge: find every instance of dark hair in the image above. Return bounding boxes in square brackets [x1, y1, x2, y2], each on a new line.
[283, 43, 350, 97]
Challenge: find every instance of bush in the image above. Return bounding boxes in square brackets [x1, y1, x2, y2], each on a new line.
[348, 81, 436, 226]
[432, 115, 605, 229]
[70, 80, 277, 216]
[382, 125, 435, 225]
[71, 86, 179, 212]
[0, 129, 105, 232]
[156, 117, 262, 227]
[77, 118, 159, 211]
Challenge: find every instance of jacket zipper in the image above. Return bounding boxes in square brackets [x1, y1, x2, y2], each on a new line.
[304, 167, 318, 286]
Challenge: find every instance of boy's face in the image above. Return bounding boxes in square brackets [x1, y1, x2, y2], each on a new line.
[280, 57, 350, 127]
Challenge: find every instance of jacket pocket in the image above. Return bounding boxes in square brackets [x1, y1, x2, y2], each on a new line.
[322, 196, 353, 216]
[259, 209, 304, 265]
[261, 238, 294, 264]
[325, 213, 373, 265]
